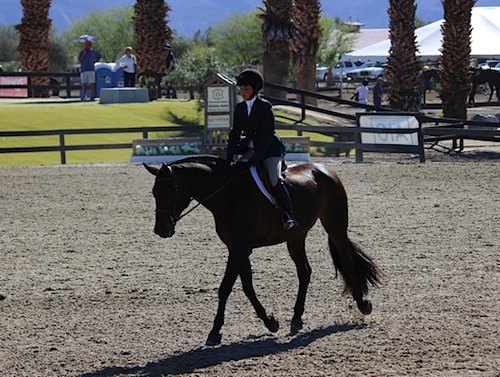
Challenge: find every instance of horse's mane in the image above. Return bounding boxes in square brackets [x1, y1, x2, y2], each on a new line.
[168, 155, 231, 172]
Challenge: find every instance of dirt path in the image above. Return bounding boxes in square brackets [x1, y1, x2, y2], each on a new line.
[0, 156, 499, 376]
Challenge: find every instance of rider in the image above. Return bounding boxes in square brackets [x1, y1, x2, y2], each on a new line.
[226, 68, 298, 230]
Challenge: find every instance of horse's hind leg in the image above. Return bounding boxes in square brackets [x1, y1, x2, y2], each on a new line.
[287, 237, 312, 334]
[488, 83, 494, 103]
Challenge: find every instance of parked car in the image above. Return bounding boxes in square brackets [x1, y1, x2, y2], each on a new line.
[331, 60, 364, 79]
[316, 66, 330, 81]
[316, 61, 364, 81]
[346, 61, 385, 81]
[491, 62, 500, 72]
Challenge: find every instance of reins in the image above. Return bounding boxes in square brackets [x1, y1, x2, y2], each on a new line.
[160, 165, 248, 223]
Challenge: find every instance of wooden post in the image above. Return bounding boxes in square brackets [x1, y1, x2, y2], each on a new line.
[59, 132, 66, 165]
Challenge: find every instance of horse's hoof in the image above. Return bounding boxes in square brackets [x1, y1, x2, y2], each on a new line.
[290, 319, 303, 335]
[265, 315, 279, 333]
[206, 332, 222, 346]
[358, 299, 373, 315]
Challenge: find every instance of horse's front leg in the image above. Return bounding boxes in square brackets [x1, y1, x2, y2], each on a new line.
[239, 254, 279, 334]
[206, 253, 240, 346]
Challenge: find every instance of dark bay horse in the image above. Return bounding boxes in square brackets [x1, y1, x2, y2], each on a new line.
[145, 156, 380, 346]
[469, 68, 500, 103]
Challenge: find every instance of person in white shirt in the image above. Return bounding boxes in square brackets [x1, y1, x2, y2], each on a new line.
[352, 79, 369, 105]
[116, 47, 137, 87]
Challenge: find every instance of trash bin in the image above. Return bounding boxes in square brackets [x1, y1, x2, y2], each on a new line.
[94, 62, 114, 97]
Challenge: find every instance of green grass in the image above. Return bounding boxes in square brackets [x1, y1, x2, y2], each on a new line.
[0, 100, 343, 166]
[0, 100, 203, 166]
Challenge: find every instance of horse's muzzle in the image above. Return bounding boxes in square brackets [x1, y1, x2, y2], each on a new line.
[155, 228, 175, 238]
[154, 224, 175, 238]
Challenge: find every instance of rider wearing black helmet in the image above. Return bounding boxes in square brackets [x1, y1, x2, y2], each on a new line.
[227, 68, 298, 230]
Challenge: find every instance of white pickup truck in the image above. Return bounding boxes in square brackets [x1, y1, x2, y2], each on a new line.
[316, 61, 364, 81]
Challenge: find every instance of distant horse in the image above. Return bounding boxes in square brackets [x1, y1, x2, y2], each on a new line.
[469, 68, 500, 103]
[419, 69, 440, 104]
[145, 156, 380, 346]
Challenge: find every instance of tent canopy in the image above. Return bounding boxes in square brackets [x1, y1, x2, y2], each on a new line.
[342, 7, 500, 62]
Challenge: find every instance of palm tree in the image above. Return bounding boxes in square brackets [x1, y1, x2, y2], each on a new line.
[259, 0, 292, 100]
[15, 0, 52, 97]
[133, 0, 173, 79]
[290, 0, 321, 104]
[440, 0, 476, 119]
[385, 0, 421, 111]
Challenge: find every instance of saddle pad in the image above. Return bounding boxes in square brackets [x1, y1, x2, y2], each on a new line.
[250, 166, 278, 206]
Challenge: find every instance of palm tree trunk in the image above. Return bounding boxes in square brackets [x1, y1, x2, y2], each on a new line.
[440, 0, 476, 119]
[133, 0, 173, 95]
[16, 0, 52, 98]
[291, 0, 321, 105]
[386, 0, 421, 111]
[260, 0, 292, 100]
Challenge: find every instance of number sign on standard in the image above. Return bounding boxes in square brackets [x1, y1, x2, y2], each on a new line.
[207, 86, 230, 113]
[360, 115, 419, 146]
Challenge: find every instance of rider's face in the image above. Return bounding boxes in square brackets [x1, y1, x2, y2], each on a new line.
[239, 85, 255, 100]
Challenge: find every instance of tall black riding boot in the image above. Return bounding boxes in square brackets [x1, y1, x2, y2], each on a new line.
[273, 180, 299, 230]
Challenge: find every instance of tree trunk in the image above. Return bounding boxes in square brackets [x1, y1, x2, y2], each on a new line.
[296, 56, 317, 96]
[291, 0, 321, 106]
[260, 0, 292, 100]
[133, 0, 173, 78]
[386, 0, 421, 111]
[440, 0, 476, 119]
[15, 0, 52, 98]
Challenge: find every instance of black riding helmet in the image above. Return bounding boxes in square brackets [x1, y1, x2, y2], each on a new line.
[236, 69, 264, 93]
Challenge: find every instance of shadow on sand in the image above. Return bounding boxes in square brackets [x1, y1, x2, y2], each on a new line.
[80, 323, 365, 377]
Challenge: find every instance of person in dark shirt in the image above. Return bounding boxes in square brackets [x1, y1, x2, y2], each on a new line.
[373, 78, 384, 108]
[164, 43, 177, 98]
[78, 40, 101, 100]
[227, 69, 298, 230]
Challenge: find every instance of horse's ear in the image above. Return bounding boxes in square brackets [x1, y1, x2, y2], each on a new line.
[143, 164, 159, 176]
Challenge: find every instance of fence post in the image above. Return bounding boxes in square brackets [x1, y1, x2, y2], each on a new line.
[417, 126, 426, 163]
[298, 93, 305, 136]
[65, 76, 71, 98]
[27, 75, 33, 98]
[59, 132, 66, 165]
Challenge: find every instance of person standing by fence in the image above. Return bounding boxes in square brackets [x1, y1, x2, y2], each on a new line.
[116, 47, 137, 88]
[352, 79, 369, 105]
[373, 78, 384, 108]
[163, 43, 177, 98]
[78, 40, 101, 101]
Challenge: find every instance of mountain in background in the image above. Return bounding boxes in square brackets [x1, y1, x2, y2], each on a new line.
[1, 0, 498, 36]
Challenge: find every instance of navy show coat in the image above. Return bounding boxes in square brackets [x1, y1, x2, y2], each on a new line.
[226, 96, 282, 161]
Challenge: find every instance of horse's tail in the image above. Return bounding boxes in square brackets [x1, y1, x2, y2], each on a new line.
[328, 237, 380, 296]
[316, 165, 380, 299]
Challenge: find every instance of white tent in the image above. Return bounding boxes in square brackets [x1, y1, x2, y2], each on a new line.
[342, 7, 500, 62]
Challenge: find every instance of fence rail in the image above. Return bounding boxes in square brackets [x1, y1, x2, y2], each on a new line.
[0, 122, 428, 164]
[0, 71, 82, 98]
[0, 125, 202, 164]
[1, 80, 499, 165]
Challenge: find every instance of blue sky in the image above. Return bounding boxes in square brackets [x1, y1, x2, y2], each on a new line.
[1, 0, 499, 36]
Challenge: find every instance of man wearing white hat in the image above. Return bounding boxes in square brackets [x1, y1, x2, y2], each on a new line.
[116, 46, 137, 87]
[78, 40, 101, 100]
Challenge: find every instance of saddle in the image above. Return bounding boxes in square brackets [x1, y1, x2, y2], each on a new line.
[237, 149, 288, 207]
[249, 164, 278, 206]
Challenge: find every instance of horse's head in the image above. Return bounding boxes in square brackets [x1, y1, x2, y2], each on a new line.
[144, 164, 192, 238]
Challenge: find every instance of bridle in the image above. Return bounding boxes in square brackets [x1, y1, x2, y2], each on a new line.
[155, 164, 247, 226]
